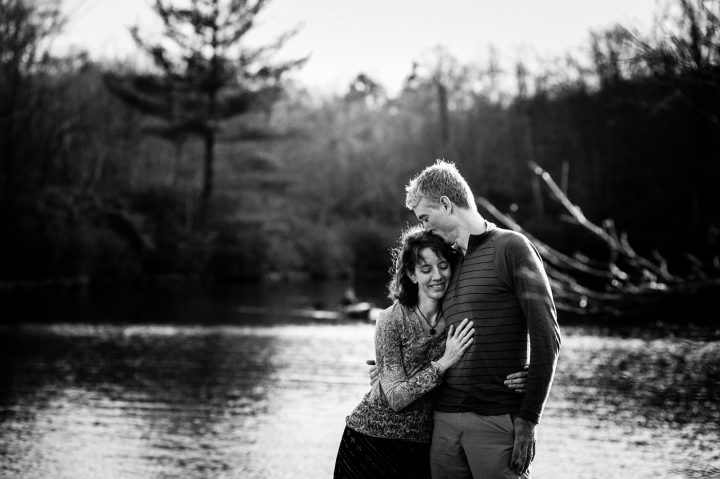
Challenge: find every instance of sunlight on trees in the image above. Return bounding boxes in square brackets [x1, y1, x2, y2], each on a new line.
[1, 0, 719, 299]
[104, 0, 306, 215]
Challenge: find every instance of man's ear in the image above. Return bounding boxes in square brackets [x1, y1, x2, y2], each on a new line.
[439, 196, 453, 212]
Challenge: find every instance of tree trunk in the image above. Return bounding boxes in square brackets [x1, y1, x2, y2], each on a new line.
[436, 80, 449, 155]
[201, 130, 215, 208]
[1, 64, 22, 199]
[200, 1, 220, 215]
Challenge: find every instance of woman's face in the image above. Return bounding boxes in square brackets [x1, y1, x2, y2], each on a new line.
[409, 247, 451, 303]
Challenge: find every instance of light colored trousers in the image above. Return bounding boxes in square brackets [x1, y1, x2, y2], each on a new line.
[430, 411, 530, 479]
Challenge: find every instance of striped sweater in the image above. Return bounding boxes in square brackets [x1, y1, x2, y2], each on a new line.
[434, 222, 561, 424]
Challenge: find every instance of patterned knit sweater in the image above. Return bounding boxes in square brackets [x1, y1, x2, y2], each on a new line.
[345, 303, 446, 443]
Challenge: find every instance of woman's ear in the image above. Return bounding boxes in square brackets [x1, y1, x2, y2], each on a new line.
[406, 272, 417, 284]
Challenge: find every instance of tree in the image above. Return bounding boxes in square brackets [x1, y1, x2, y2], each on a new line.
[628, 0, 720, 241]
[0, 0, 64, 197]
[590, 25, 636, 88]
[105, 0, 306, 212]
[403, 47, 468, 156]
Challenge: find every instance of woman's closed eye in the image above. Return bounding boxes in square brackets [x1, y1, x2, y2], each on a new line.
[419, 261, 448, 274]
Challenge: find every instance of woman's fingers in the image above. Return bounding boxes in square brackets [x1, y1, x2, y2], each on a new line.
[447, 319, 474, 359]
[453, 318, 473, 338]
[458, 325, 474, 343]
[450, 321, 463, 338]
[460, 327, 474, 344]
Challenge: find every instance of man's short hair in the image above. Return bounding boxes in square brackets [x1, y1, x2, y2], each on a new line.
[405, 160, 476, 210]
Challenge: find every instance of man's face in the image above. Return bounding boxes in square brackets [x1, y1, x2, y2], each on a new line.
[413, 197, 455, 244]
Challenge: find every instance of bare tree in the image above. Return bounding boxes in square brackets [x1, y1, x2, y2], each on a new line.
[630, 0, 720, 239]
[479, 162, 720, 318]
[0, 0, 64, 196]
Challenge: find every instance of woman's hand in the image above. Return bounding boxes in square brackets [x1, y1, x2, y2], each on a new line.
[504, 366, 529, 393]
[435, 318, 474, 373]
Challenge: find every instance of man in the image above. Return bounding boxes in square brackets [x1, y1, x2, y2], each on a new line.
[406, 160, 561, 478]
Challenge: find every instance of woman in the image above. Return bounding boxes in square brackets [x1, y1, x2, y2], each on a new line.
[334, 227, 527, 478]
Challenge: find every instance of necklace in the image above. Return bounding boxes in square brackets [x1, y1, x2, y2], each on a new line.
[416, 306, 442, 335]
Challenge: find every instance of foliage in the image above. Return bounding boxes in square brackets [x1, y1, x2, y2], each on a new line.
[104, 0, 306, 209]
[2, 0, 720, 294]
[0, 187, 272, 283]
[0, 0, 64, 195]
[0, 190, 142, 281]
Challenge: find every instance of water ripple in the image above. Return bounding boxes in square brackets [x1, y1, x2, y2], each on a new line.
[1, 323, 718, 478]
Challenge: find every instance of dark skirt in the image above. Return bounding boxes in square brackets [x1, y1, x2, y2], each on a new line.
[333, 426, 431, 479]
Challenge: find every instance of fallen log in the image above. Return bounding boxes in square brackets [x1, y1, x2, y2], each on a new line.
[477, 162, 720, 319]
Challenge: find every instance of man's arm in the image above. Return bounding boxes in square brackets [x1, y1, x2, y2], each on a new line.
[503, 234, 562, 474]
[505, 233, 561, 422]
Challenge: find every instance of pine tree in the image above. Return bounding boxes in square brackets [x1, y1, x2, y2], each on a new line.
[105, 0, 305, 213]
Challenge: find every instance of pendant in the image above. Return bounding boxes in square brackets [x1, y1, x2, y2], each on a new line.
[430, 328, 436, 335]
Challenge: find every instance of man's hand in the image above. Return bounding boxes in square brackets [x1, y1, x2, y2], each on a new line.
[367, 359, 378, 386]
[510, 416, 536, 476]
[504, 369, 528, 393]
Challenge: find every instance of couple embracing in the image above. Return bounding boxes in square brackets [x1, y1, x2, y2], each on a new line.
[334, 161, 562, 478]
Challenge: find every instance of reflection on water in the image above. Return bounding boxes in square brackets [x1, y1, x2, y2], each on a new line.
[1, 283, 719, 478]
[1, 322, 374, 479]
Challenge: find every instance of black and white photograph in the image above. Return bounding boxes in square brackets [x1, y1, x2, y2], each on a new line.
[1, 0, 718, 477]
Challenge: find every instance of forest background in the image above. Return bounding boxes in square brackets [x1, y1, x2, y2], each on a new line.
[1, 0, 719, 319]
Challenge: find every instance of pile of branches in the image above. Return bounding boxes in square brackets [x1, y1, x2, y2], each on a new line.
[478, 162, 720, 318]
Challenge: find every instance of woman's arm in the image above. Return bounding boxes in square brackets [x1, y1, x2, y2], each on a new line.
[369, 362, 529, 392]
[376, 310, 473, 412]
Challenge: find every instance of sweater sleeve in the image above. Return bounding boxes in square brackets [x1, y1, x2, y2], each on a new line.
[375, 305, 444, 412]
[502, 234, 562, 424]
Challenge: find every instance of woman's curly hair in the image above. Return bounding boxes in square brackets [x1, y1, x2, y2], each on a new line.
[387, 225, 457, 307]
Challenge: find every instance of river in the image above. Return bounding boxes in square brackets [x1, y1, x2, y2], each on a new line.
[1, 282, 718, 478]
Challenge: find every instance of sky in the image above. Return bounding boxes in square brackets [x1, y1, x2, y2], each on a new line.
[59, 0, 663, 95]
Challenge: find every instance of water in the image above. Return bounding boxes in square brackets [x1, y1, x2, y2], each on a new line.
[1, 282, 719, 478]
